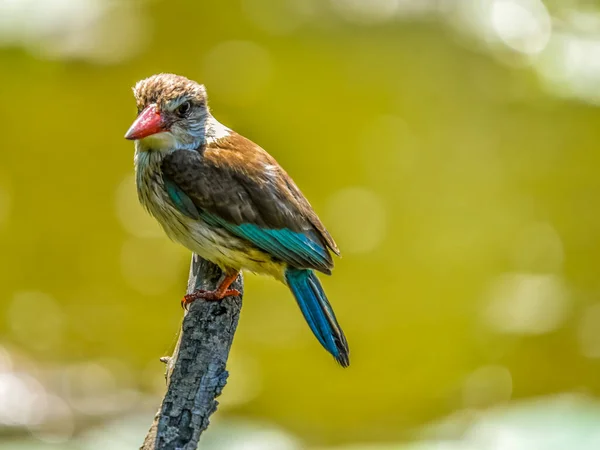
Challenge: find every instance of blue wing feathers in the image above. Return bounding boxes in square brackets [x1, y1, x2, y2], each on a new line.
[181, 203, 332, 273]
[205, 216, 332, 272]
[238, 224, 330, 267]
[163, 175, 332, 272]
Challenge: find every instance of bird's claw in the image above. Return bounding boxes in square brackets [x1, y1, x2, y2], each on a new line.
[181, 288, 241, 310]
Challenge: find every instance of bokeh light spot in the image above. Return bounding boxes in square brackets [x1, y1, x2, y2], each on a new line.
[490, 0, 551, 55]
[0, 372, 47, 427]
[537, 31, 600, 105]
[0, 0, 147, 63]
[483, 273, 569, 335]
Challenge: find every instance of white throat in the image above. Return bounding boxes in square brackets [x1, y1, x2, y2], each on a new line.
[135, 132, 178, 153]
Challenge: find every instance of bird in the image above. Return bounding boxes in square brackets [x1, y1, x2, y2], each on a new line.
[124, 73, 349, 367]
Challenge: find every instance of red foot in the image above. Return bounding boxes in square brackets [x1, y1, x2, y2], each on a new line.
[181, 288, 241, 310]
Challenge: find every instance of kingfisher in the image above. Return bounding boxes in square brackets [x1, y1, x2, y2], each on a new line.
[124, 74, 349, 366]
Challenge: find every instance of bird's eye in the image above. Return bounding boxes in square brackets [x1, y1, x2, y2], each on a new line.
[176, 101, 191, 117]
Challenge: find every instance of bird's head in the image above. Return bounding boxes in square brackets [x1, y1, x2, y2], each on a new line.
[125, 73, 210, 151]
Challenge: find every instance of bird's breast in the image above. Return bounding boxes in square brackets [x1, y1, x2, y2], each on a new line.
[134, 150, 284, 278]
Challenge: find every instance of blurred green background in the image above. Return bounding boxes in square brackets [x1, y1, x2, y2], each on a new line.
[2, 0, 600, 448]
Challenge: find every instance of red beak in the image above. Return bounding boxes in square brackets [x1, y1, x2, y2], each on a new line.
[124, 104, 166, 140]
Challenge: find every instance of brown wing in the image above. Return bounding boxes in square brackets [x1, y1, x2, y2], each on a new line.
[161, 131, 340, 272]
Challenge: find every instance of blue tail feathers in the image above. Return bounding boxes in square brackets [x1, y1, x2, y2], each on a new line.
[285, 268, 349, 367]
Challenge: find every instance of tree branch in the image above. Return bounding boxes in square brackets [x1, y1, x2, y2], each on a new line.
[141, 254, 243, 450]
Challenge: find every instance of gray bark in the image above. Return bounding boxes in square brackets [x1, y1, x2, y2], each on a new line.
[141, 254, 243, 450]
